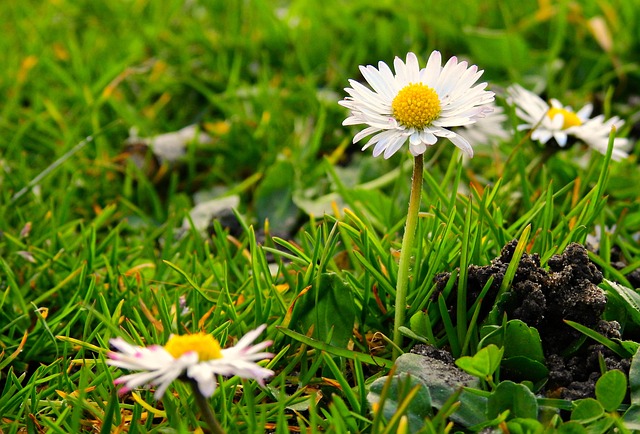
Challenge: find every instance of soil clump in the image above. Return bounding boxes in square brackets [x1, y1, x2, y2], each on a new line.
[433, 241, 630, 400]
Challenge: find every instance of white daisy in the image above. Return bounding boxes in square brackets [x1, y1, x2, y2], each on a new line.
[339, 51, 495, 159]
[507, 84, 630, 161]
[107, 325, 274, 399]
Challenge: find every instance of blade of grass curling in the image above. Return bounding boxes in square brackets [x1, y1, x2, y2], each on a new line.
[352, 250, 396, 297]
[496, 224, 531, 301]
[564, 319, 636, 358]
[163, 260, 215, 302]
[276, 327, 393, 368]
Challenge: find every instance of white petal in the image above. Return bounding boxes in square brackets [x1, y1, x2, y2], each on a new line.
[409, 142, 427, 156]
[353, 126, 381, 143]
[187, 365, 217, 397]
[576, 103, 593, 120]
[531, 129, 552, 144]
[393, 56, 408, 85]
[445, 131, 474, 157]
[404, 52, 421, 83]
[422, 50, 442, 86]
[553, 131, 568, 147]
[383, 135, 407, 158]
[419, 130, 438, 145]
[373, 137, 390, 157]
[360, 65, 395, 100]
[362, 129, 400, 151]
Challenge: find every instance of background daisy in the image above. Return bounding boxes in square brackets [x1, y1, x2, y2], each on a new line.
[507, 84, 631, 161]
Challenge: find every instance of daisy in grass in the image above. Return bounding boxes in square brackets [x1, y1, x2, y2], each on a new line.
[507, 84, 630, 161]
[339, 51, 495, 159]
[458, 104, 510, 146]
[107, 325, 274, 399]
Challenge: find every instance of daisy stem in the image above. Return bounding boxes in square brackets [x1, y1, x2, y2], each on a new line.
[190, 381, 226, 434]
[393, 154, 424, 360]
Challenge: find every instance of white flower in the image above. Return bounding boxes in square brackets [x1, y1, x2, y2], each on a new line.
[339, 51, 495, 159]
[107, 325, 274, 399]
[507, 84, 630, 161]
[457, 104, 510, 145]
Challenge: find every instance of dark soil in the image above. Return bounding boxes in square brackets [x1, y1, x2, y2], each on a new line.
[433, 241, 630, 400]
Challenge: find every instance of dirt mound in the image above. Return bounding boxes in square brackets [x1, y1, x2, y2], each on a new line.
[434, 241, 630, 400]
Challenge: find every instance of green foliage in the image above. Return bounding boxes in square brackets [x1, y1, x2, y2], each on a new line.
[288, 272, 356, 348]
[595, 370, 627, 412]
[368, 372, 432, 433]
[480, 320, 548, 383]
[387, 353, 489, 428]
[487, 381, 538, 420]
[255, 159, 299, 235]
[455, 344, 504, 386]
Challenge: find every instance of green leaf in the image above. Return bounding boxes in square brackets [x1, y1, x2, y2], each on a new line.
[622, 404, 640, 430]
[570, 398, 605, 423]
[394, 353, 487, 427]
[500, 356, 549, 384]
[409, 311, 434, 343]
[487, 381, 538, 420]
[368, 372, 432, 433]
[254, 159, 299, 235]
[486, 320, 545, 363]
[479, 320, 548, 382]
[630, 346, 640, 406]
[505, 418, 544, 434]
[556, 421, 588, 434]
[455, 344, 504, 379]
[289, 272, 356, 349]
[602, 279, 640, 326]
[595, 369, 627, 412]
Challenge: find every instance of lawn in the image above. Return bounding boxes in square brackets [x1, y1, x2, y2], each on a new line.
[2, 0, 640, 432]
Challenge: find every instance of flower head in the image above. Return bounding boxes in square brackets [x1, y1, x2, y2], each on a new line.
[507, 84, 630, 161]
[339, 51, 495, 159]
[107, 325, 274, 399]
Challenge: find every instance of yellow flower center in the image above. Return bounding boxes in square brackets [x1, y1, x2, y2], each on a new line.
[547, 107, 582, 129]
[164, 333, 223, 361]
[391, 83, 441, 129]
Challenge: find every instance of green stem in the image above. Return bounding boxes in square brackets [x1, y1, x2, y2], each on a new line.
[190, 381, 226, 434]
[393, 154, 424, 360]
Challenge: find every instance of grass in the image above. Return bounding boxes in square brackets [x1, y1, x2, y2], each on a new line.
[2, 0, 640, 432]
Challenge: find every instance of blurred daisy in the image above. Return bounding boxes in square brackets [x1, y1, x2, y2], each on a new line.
[339, 51, 495, 159]
[458, 104, 510, 146]
[107, 325, 274, 399]
[507, 84, 630, 161]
